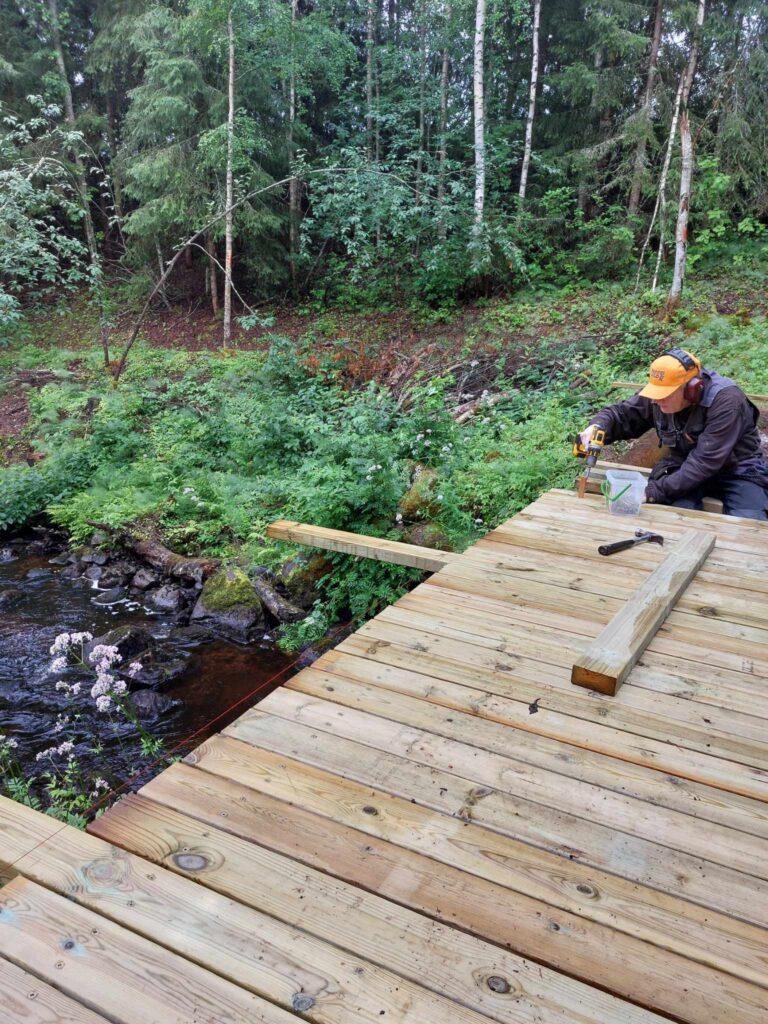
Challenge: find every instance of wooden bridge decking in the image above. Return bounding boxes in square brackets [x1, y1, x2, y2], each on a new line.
[2, 487, 768, 1023]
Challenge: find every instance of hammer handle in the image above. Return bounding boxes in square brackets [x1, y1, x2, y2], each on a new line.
[598, 538, 641, 556]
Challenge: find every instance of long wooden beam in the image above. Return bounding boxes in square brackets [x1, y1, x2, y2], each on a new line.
[266, 519, 456, 572]
[611, 381, 768, 405]
[571, 529, 715, 695]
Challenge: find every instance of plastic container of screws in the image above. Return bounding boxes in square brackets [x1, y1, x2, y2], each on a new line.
[604, 470, 646, 516]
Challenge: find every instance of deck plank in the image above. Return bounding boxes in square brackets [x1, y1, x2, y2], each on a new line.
[227, 698, 768, 929]
[0, 876, 297, 1024]
[0, 955, 112, 1024]
[136, 763, 768, 1024]
[87, 793, 662, 1024]
[182, 734, 768, 981]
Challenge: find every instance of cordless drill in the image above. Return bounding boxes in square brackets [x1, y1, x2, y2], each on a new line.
[573, 426, 606, 498]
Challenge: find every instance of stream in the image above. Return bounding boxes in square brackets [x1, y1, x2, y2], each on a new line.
[0, 548, 295, 798]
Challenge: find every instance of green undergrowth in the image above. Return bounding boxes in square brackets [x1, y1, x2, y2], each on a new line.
[2, 266, 767, 649]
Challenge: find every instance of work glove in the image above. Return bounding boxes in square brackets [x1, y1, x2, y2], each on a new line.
[644, 478, 665, 504]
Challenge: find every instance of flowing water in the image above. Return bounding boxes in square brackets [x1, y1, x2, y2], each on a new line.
[0, 549, 295, 799]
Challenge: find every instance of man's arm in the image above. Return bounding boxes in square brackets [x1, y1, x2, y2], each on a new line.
[646, 388, 746, 503]
[589, 394, 656, 444]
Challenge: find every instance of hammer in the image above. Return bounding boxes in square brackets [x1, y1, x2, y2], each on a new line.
[598, 529, 664, 557]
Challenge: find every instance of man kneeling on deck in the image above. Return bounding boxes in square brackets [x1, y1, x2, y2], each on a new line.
[580, 348, 768, 520]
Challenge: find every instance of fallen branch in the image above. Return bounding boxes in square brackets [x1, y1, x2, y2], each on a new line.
[452, 391, 514, 424]
[86, 521, 220, 584]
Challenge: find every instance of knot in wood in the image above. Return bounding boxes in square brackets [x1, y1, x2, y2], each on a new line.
[172, 852, 210, 872]
[487, 975, 511, 994]
[291, 993, 316, 1012]
[362, 805, 379, 816]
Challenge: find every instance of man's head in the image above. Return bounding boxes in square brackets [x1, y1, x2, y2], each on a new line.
[639, 349, 702, 413]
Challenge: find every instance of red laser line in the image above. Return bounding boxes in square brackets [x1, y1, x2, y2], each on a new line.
[83, 623, 349, 820]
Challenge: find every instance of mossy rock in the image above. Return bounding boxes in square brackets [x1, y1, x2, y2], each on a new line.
[191, 568, 265, 642]
[281, 553, 333, 610]
[402, 523, 454, 551]
[398, 464, 440, 520]
[199, 568, 262, 613]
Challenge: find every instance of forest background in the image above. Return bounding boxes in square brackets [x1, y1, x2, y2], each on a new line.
[1, 0, 768, 648]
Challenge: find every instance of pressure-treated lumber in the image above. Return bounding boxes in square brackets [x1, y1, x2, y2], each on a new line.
[128, 766, 761, 1024]
[1, 956, 113, 1024]
[84, 794, 659, 1024]
[266, 518, 455, 572]
[0, 876, 298, 1024]
[572, 529, 715, 694]
[0, 800, 499, 1024]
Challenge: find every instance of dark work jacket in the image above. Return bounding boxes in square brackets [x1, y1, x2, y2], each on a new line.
[592, 370, 767, 502]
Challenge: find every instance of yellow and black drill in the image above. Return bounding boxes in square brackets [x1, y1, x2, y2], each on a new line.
[573, 426, 606, 498]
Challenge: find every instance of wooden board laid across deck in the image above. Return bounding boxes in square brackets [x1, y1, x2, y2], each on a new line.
[2, 487, 767, 1023]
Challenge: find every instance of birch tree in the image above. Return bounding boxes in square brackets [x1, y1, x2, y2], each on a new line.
[628, 0, 664, 216]
[473, 0, 487, 239]
[222, 2, 235, 346]
[437, 2, 451, 239]
[518, 0, 541, 202]
[668, 0, 707, 310]
[366, 0, 375, 163]
[288, 0, 299, 293]
[46, 0, 110, 366]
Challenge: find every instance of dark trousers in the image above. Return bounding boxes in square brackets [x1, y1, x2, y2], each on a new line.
[670, 473, 768, 520]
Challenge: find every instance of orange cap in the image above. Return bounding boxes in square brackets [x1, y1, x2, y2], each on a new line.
[639, 350, 701, 399]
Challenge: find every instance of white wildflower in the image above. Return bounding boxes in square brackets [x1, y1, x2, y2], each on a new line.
[437, 494, 444, 501]
[49, 633, 71, 656]
[55, 680, 71, 692]
[365, 474, 372, 481]
[112, 679, 127, 695]
[395, 513, 403, 523]
[95, 695, 112, 713]
[70, 631, 93, 645]
[474, 518, 484, 524]
[70, 682, 81, 696]
[90, 677, 111, 699]
[127, 662, 143, 679]
[50, 656, 68, 673]
[53, 715, 70, 734]
[88, 644, 122, 668]
[470, 359, 479, 367]
[93, 778, 108, 790]
[57, 741, 74, 756]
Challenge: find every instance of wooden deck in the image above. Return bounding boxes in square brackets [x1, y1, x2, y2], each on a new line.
[2, 487, 768, 1023]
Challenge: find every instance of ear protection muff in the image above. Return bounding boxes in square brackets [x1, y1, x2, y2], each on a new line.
[664, 348, 704, 403]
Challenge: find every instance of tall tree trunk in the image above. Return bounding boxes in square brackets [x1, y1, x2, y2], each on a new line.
[222, 5, 235, 346]
[366, 0, 375, 162]
[104, 92, 124, 254]
[206, 232, 219, 315]
[473, 0, 487, 239]
[437, 2, 451, 239]
[288, 0, 299, 295]
[415, 0, 427, 205]
[518, 0, 541, 202]
[635, 71, 684, 291]
[155, 241, 172, 311]
[628, 0, 664, 216]
[667, 0, 706, 310]
[47, 0, 109, 367]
